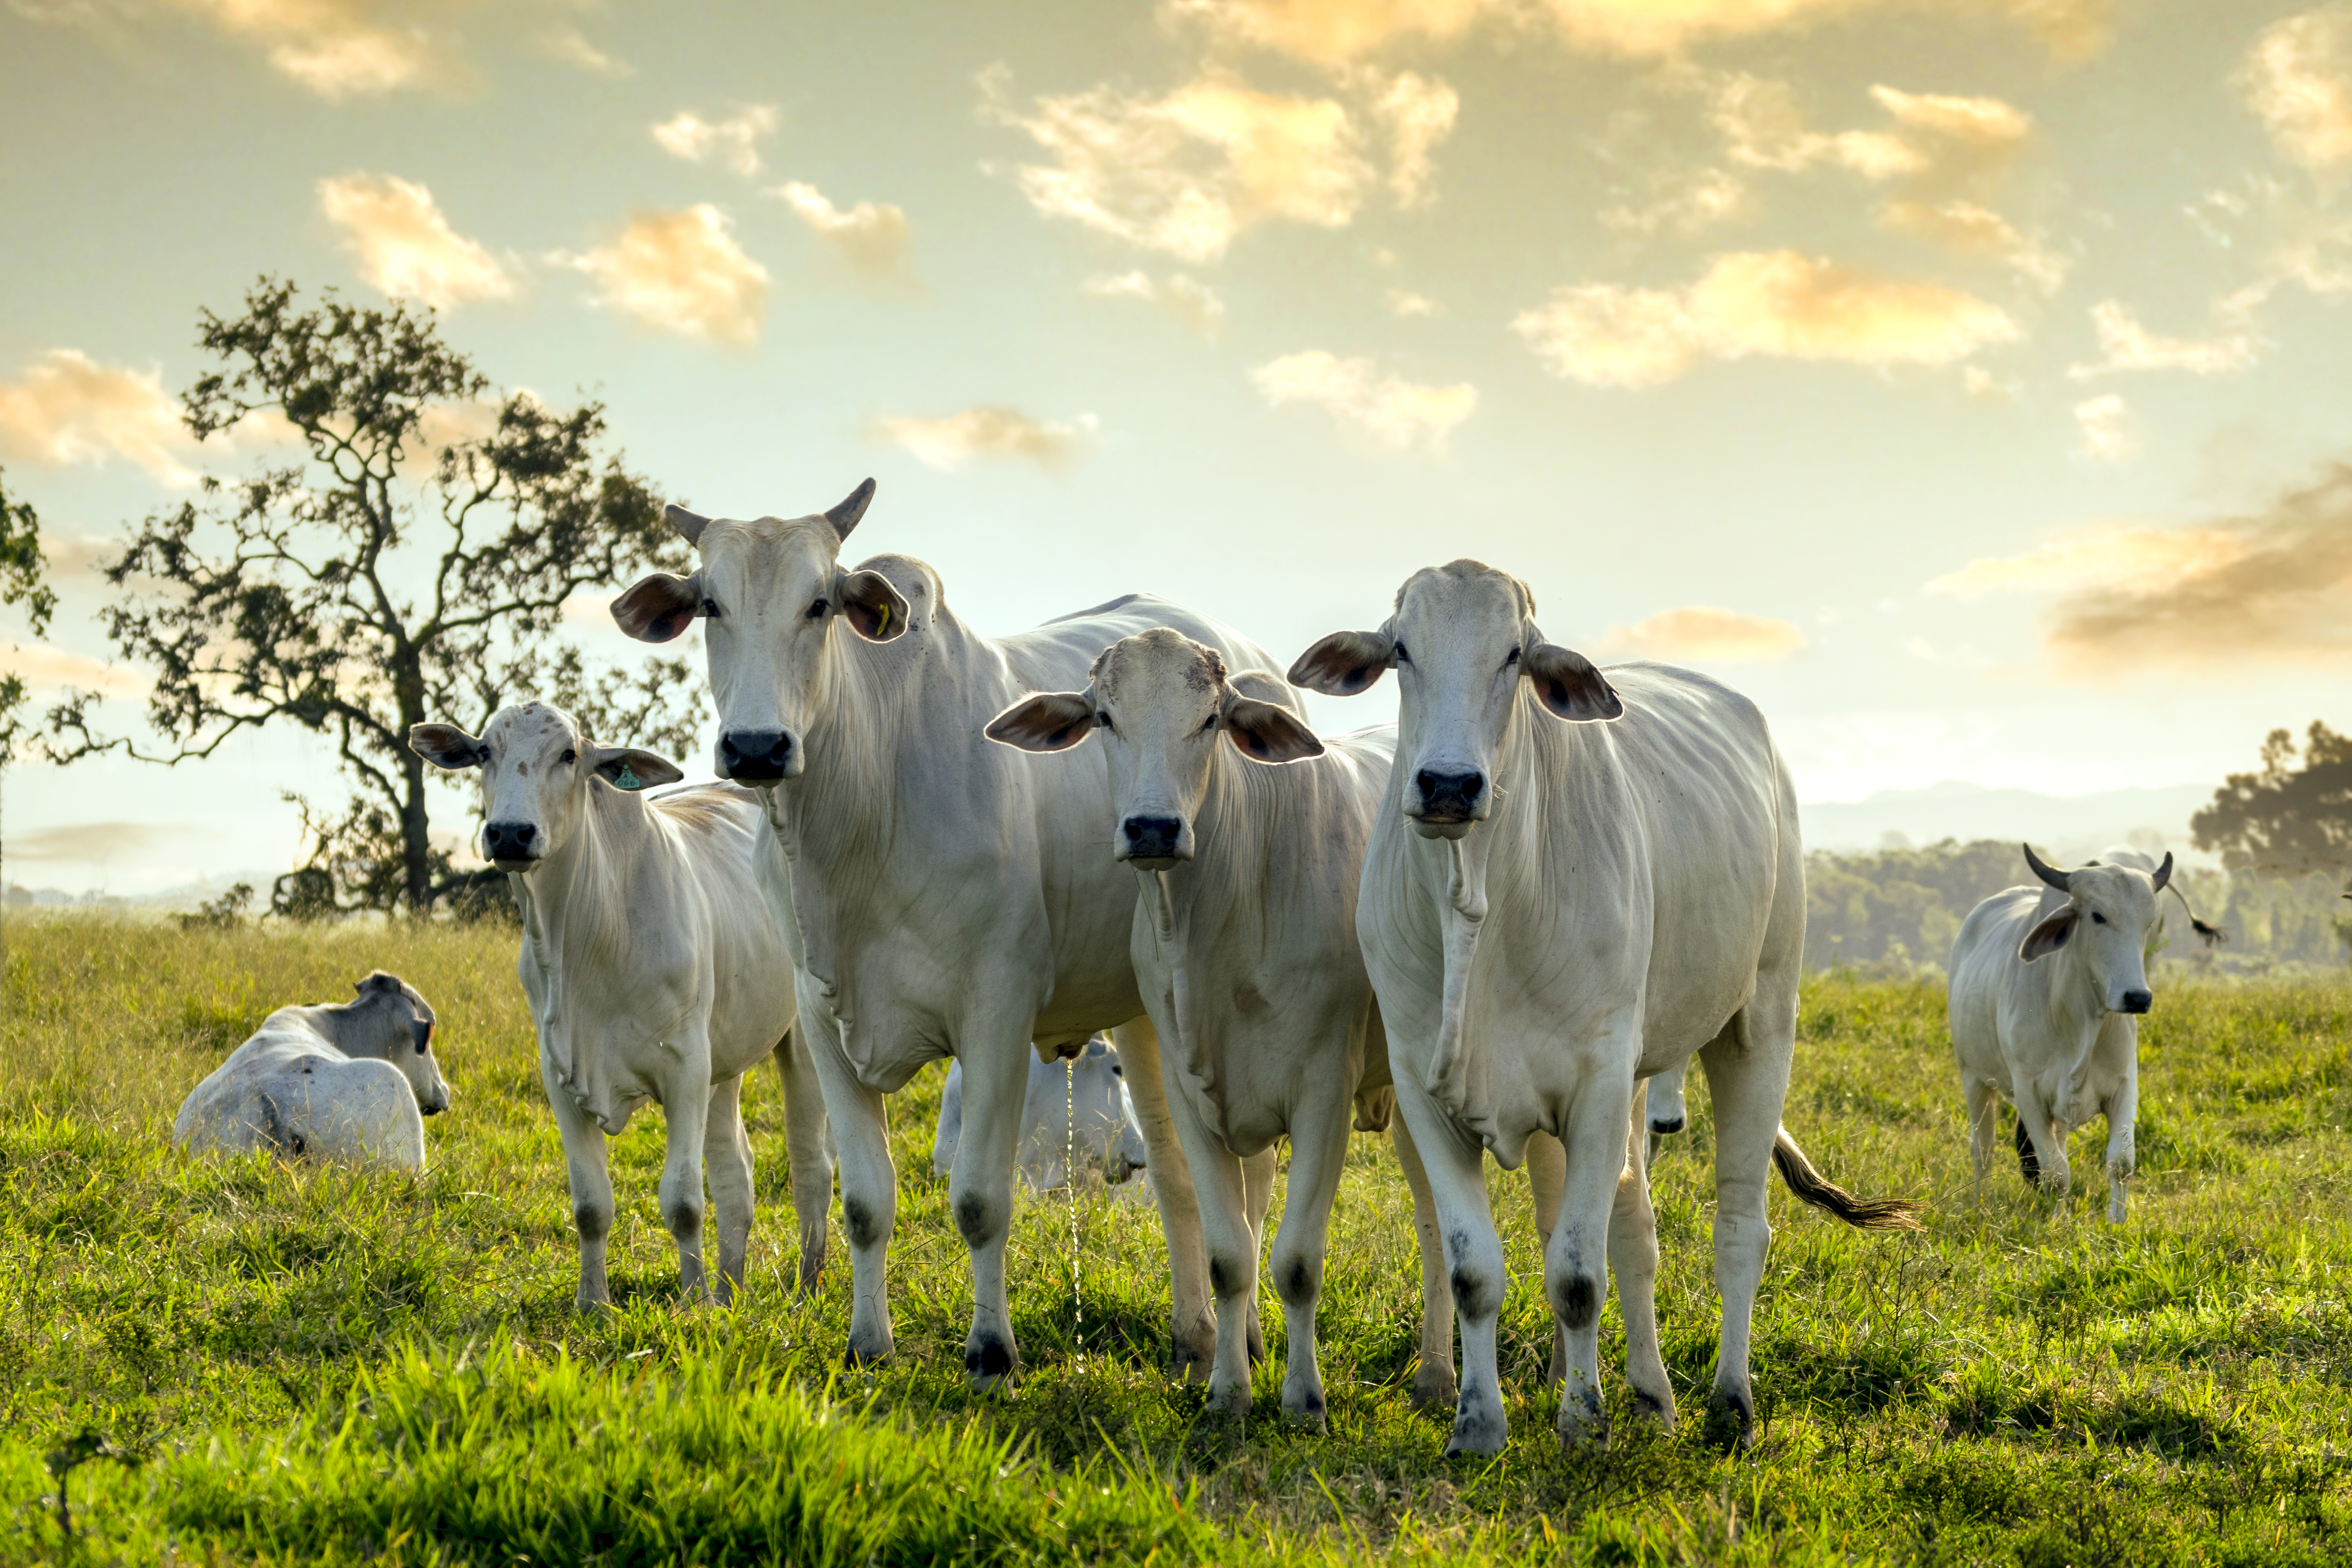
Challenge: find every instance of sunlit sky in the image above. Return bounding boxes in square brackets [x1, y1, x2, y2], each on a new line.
[5, 0, 2352, 893]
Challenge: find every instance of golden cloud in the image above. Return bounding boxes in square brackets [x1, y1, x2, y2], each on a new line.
[1512, 250, 2018, 387]
[869, 407, 1096, 471]
[0, 641, 148, 699]
[2067, 296, 2263, 378]
[770, 181, 914, 283]
[539, 26, 632, 78]
[1251, 350, 1476, 452]
[2, 819, 180, 863]
[0, 350, 194, 485]
[1598, 606, 1807, 662]
[2239, 5, 2352, 168]
[318, 172, 517, 311]
[1881, 200, 2065, 292]
[162, 0, 454, 98]
[556, 207, 768, 350]
[1370, 70, 1459, 207]
[652, 106, 780, 178]
[2072, 394, 2136, 463]
[1927, 466, 2352, 674]
[1083, 271, 1227, 338]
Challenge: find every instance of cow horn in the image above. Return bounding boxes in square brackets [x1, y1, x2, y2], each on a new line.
[826, 478, 877, 540]
[665, 504, 711, 546]
[2022, 843, 2071, 893]
[2152, 850, 2173, 892]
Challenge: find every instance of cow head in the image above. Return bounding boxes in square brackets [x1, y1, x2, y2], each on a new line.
[984, 628, 1322, 869]
[2016, 843, 2171, 1015]
[607, 480, 909, 783]
[407, 702, 684, 871]
[1289, 559, 1619, 839]
[345, 971, 450, 1116]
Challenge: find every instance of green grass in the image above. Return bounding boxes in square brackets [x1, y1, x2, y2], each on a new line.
[4, 917, 2352, 1563]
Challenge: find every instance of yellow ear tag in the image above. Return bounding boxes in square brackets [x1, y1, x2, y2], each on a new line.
[874, 603, 891, 636]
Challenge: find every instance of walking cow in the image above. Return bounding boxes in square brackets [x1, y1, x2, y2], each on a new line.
[409, 703, 835, 1307]
[1291, 558, 1916, 1455]
[932, 1036, 1151, 1195]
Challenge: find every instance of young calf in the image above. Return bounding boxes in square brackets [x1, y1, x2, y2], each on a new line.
[175, 972, 448, 1170]
[410, 703, 834, 1307]
[931, 1036, 1151, 1194]
[1949, 843, 2173, 1224]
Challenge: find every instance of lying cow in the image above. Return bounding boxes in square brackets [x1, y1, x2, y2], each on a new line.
[409, 703, 834, 1308]
[1292, 559, 1916, 1454]
[175, 972, 447, 1170]
[932, 1036, 1150, 1194]
[1949, 842, 2178, 1224]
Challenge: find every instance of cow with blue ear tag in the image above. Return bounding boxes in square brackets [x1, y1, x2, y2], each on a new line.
[407, 701, 837, 1310]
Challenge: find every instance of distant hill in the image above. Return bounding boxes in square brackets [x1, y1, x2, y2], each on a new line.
[1799, 781, 2217, 859]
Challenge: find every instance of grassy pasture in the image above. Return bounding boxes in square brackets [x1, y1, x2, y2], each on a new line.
[3, 915, 2351, 1564]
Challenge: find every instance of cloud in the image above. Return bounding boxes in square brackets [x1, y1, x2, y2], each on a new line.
[1598, 606, 1807, 662]
[869, 407, 1096, 471]
[1386, 287, 1442, 317]
[1601, 165, 1752, 237]
[1880, 200, 2066, 292]
[0, 641, 147, 699]
[1511, 250, 2019, 388]
[1165, 0, 2111, 64]
[1927, 465, 2352, 673]
[1, 820, 181, 862]
[652, 105, 780, 178]
[0, 350, 194, 485]
[2239, 5, 2352, 168]
[541, 26, 632, 78]
[769, 181, 913, 282]
[1251, 350, 1476, 452]
[1083, 271, 1227, 338]
[981, 65, 1376, 262]
[2073, 394, 2137, 463]
[2068, 297, 2263, 378]
[555, 207, 768, 349]
[317, 172, 518, 311]
[161, 0, 454, 98]
[1368, 70, 1458, 207]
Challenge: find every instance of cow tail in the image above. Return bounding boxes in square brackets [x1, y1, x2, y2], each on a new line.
[1770, 1127, 1921, 1230]
[2165, 884, 2225, 946]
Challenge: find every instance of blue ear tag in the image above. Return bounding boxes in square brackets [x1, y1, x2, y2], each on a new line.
[615, 764, 642, 791]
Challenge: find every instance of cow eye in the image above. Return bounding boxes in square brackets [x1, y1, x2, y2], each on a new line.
[1394, 643, 1412, 665]
[808, 598, 829, 620]
[1110, 1062, 1123, 1077]
[1199, 714, 1217, 734]
[1505, 648, 1521, 668]
[560, 748, 577, 765]
[701, 597, 720, 617]
[1097, 711, 1114, 732]
[2091, 911, 2107, 924]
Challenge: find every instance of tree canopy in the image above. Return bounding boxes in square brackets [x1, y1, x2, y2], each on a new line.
[2191, 722, 2352, 881]
[0, 464, 58, 769]
[45, 278, 703, 914]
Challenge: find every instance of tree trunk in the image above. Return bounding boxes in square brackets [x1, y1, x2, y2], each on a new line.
[394, 655, 432, 917]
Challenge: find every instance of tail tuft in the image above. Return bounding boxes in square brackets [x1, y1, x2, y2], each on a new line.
[2013, 1110, 2040, 1184]
[2190, 916, 2225, 946]
[1771, 1129, 1922, 1230]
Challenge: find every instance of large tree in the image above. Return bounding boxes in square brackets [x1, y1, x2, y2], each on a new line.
[46, 278, 703, 914]
[1, 464, 59, 930]
[2190, 721, 2352, 880]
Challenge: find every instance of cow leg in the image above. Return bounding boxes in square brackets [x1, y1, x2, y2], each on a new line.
[1241, 1144, 1278, 1365]
[1392, 1075, 1508, 1455]
[1612, 1088, 1675, 1425]
[1545, 1065, 1640, 1451]
[542, 1053, 615, 1312]
[2010, 1076, 2071, 1196]
[1167, 1093, 1257, 1416]
[1389, 1112, 1457, 1413]
[703, 1071, 755, 1306]
[946, 1027, 1031, 1390]
[1963, 1075, 1999, 1196]
[1112, 1018, 1216, 1382]
[2103, 1049, 2138, 1226]
[1698, 1001, 1794, 1448]
[657, 1046, 715, 1304]
[770, 1020, 837, 1292]
[1524, 1128, 1568, 1389]
[804, 1002, 898, 1365]
[1268, 1093, 1352, 1430]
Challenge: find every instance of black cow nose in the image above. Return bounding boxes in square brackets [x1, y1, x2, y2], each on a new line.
[1415, 769, 1485, 818]
[1123, 815, 1184, 860]
[483, 821, 538, 861]
[720, 728, 794, 781]
[2120, 989, 2153, 1014]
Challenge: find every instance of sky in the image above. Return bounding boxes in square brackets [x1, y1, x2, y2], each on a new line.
[4, 0, 2352, 893]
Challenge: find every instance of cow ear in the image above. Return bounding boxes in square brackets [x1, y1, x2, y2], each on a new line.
[1224, 696, 1325, 764]
[612, 572, 704, 643]
[826, 478, 877, 541]
[839, 568, 910, 642]
[665, 505, 711, 546]
[1289, 630, 1394, 696]
[590, 746, 685, 791]
[2020, 907, 2078, 962]
[408, 723, 486, 770]
[985, 691, 1098, 753]
[1524, 642, 1622, 722]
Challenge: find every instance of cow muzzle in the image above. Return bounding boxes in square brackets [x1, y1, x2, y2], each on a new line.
[483, 820, 540, 867]
[2118, 988, 2153, 1015]
[1408, 768, 1486, 838]
[1119, 814, 1190, 869]
[719, 727, 802, 782]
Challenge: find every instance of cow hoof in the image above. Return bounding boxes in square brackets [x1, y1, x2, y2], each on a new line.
[1282, 1392, 1327, 1432]
[1410, 1367, 1459, 1415]
[843, 1335, 893, 1369]
[1556, 1386, 1608, 1450]
[1630, 1387, 1677, 1426]
[965, 1337, 1018, 1390]
[1703, 1390, 1754, 1452]
[1444, 1403, 1508, 1457]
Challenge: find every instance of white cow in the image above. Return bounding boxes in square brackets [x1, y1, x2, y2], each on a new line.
[1949, 842, 2177, 1224]
[1292, 559, 1916, 1454]
[408, 703, 835, 1308]
[175, 972, 447, 1170]
[932, 1036, 1151, 1194]
[610, 480, 1287, 1385]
